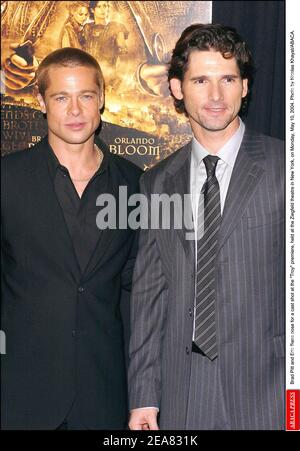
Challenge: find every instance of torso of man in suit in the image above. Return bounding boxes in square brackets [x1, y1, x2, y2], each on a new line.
[128, 40, 284, 430]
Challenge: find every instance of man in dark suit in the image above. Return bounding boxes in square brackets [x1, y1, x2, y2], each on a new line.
[1, 47, 142, 429]
[128, 24, 284, 430]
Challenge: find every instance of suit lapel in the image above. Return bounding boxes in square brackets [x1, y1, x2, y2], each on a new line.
[163, 143, 194, 267]
[81, 158, 121, 282]
[216, 131, 266, 255]
[28, 145, 82, 283]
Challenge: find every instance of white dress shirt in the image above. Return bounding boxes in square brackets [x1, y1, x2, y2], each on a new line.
[191, 118, 245, 340]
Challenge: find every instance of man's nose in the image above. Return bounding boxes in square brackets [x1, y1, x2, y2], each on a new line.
[208, 82, 224, 102]
[68, 98, 81, 116]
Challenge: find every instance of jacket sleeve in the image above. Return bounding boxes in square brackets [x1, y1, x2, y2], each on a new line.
[128, 173, 169, 410]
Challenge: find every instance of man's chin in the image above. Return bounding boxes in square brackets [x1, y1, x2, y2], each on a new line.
[200, 116, 238, 132]
[57, 132, 95, 145]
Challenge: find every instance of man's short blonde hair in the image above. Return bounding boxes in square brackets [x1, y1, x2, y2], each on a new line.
[36, 47, 104, 97]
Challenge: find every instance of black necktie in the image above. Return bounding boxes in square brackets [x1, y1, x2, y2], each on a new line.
[194, 155, 221, 360]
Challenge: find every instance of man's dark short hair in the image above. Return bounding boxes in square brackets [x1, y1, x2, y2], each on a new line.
[168, 23, 255, 115]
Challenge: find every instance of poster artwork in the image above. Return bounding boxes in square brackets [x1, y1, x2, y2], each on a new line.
[1, 1, 212, 170]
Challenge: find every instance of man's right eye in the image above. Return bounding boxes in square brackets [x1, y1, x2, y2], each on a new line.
[193, 78, 206, 84]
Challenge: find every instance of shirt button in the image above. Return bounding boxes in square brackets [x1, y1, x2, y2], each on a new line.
[185, 346, 190, 355]
[78, 286, 85, 293]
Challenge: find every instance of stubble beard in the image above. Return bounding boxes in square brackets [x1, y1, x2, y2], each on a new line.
[195, 110, 239, 133]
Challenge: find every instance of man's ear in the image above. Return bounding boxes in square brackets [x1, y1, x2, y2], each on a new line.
[99, 92, 104, 110]
[37, 93, 47, 114]
[169, 78, 184, 100]
[242, 78, 248, 98]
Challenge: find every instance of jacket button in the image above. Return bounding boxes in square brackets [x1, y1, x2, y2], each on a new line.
[72, 330, 76, 337]
[188, 308, 193, 317]
[186, 347, 190, 355]
[78, 286, 84, 293]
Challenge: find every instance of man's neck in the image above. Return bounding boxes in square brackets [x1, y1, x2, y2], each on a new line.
[48, 134, 98, 174]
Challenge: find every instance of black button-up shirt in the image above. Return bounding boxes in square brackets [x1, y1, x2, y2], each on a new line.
[45, 139, 109, 274]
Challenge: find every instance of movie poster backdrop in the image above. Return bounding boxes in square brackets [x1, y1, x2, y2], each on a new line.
[1, 1, 212, 170]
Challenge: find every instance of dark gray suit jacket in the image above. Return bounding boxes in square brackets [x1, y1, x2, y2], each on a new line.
[128, 130, 284, 430]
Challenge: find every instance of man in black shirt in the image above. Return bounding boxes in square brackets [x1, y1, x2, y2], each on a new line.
[1, 47, 142, 430]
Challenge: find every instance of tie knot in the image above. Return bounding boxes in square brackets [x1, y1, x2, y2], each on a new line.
[203, 155, 220, 177]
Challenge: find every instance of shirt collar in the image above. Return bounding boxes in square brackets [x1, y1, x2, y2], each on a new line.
[44, 138, 62, 180]
[191, 118, 245, 168]
[44, 135, 109, 180]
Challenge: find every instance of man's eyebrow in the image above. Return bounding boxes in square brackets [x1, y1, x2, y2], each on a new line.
[49, 90, 99, 97]
[189, 74, 240, 81]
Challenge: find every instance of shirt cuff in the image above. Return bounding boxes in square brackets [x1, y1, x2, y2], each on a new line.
[130, 406, 159, 412]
